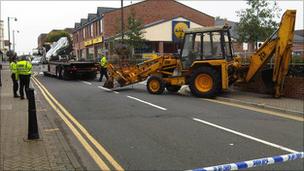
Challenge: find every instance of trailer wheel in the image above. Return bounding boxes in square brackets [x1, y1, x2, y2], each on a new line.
[147, 76, 165, 94]
[189, 67, 220, 98]
[166, 85, 181, 93]
[60, 68, 69, 80]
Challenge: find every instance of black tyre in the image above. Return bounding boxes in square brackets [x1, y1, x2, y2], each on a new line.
[166, 85, 181, 93]
[189, 67, 220, 98]
[146, 76, 165, 94]
[61, 68, 70, 80]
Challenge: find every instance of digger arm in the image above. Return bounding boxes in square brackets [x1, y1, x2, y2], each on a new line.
[245, 10, 296, 97]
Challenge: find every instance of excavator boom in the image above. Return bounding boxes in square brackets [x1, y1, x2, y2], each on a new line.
[245, 10, 296, 97]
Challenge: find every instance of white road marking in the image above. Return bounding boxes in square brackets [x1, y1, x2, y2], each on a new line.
[98, 86, 119, 94]
[127, 96, 167, 111]
[192, 117, 298, 153]
[82, 81, 92, 85]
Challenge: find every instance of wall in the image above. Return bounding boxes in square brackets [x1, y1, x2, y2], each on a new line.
[235, 72, 304, 99]
[103, 0, 214, 39]
[143, 17, 203, 41]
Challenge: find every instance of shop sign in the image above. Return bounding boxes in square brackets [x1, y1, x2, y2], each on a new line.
[172, 21, 190, 42]
[93, 36, 103, 44]
[84, 40, 93, 46]
[84, 36, 103, 47]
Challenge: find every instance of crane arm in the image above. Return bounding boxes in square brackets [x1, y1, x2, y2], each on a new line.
[245, 10, 296, 97]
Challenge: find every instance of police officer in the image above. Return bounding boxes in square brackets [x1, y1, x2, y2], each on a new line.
[99, 54, 108, 82]
[9, 55, 19, 97]
[16, 55, 32, 100]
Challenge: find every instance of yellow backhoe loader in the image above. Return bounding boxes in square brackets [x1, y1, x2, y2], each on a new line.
[105, 10, 296, 98]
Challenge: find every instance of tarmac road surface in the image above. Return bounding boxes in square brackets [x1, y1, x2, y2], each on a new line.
[33, 74, 304, 171]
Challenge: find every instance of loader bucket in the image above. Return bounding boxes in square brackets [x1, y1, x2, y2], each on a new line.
[103, 79, 114, 89]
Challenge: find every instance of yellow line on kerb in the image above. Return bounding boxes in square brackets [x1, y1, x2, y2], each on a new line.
[32, 76, 124, 171]
[31, 78, 110, 170]
[204, 99, 304, 122]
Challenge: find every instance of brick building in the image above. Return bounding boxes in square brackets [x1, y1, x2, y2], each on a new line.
[73, 0, 214, 60]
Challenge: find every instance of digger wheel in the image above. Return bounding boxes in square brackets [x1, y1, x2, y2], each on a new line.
[147, 76, 165, 94]
[189, 67, 220, 98]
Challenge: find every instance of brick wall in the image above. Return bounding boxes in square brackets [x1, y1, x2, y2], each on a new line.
[103, 0, 214, 38]
[235, 73, 304, 99]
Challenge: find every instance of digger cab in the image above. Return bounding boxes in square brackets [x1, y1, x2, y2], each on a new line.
[180, 25, 234, 69]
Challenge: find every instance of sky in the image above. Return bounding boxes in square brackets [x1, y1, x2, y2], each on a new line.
[0, 0, 303, 55]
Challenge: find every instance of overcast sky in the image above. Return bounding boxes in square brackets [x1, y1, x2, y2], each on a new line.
[1, 0, 303, 55]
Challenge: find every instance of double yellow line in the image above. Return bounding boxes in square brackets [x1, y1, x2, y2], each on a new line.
[31, 76, 124, 171]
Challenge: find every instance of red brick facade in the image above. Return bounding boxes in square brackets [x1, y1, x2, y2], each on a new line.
[73, 0, 214, 59]
[103, 0, 214, 39]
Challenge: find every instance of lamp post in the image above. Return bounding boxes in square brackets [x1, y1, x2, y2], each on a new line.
[121, 0, 124, 42]
[7, 17, 17, 51]
[12, 30, 20, 51]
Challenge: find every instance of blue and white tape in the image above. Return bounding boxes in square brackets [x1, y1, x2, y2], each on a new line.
[190, 152, 304, 171]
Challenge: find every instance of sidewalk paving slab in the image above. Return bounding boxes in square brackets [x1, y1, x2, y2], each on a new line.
[0, 63, 84, 170]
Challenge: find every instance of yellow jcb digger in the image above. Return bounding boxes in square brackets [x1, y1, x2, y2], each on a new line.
[105, 10, 296, 98]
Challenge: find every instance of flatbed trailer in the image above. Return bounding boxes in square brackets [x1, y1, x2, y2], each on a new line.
[43, 61, 99, 80]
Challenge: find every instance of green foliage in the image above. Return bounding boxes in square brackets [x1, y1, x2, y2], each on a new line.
[125, 10, 146, 50]
[236, 0, 281, 43]
[46, 30, 71, 43]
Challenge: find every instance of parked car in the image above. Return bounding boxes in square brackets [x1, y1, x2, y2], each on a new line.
[31, 56, 42, 65]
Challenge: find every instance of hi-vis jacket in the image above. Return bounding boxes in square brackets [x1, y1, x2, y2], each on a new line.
[16, 60, 32, 75]
[100, 56, 108, 68]
[9, 62, 18, 74]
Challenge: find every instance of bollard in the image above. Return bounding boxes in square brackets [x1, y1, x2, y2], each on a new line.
[27, 88, 39, 140]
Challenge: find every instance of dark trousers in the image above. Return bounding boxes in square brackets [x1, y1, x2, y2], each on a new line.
[99, 67, 108, 82]
[19, 74, 31, 98]
[11, 73, 19, 96]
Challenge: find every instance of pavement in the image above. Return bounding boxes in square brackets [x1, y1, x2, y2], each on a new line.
[0, 63, 84, 170]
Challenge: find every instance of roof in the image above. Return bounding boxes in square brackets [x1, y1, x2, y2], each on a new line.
[97, 7, 116, 15]
[88, 13, 97, 21]
[80, 18, 88, 26]
[294, 29, 304, 37]
[293, 34, 304, 43]
[185, 25, 229, 33]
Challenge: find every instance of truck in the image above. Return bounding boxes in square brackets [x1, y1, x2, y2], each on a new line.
[42, 37, 99, 80]
[105, 10, 296, 98]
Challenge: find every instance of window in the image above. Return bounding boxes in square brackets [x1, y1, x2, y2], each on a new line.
[100, 19, 103, 33]
[83, 28, 86, 39]
[91, 24, 94, 37]
[202, 32, 223, 59]
[223, 31, 233, 59]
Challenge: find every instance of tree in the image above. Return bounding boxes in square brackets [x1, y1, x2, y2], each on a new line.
[125, 9, 146, 53]
[46, 30, 71, 43]
[236, 0, 281, 51]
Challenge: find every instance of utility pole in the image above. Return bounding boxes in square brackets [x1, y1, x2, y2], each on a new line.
[121, 0, 124, 43]
[7, 17, 17, 51]
[7, 17, 11, 51]
[12, 30, 19, 51]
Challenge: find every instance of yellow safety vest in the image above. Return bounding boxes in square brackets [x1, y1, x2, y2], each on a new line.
[100, 56, 108, 68]
[16, 60, 32, 75]
[9, 62, 18, 74]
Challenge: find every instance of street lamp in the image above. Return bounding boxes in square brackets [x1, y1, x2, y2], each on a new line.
[121, 0, 124, 42]
[7, 17, 17, 51]
[12, 30, 20, 51]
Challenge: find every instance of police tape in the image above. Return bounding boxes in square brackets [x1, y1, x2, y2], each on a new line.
[190, 152, 304, 171]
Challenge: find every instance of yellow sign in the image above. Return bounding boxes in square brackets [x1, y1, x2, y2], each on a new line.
[84, 36, 103, 47]
[93, 37, 103, 44]
[174, 22, 189, 39]
[84, 40, 93, 46]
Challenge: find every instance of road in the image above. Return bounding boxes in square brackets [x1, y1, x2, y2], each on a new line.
[33, 74, 304, 170]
